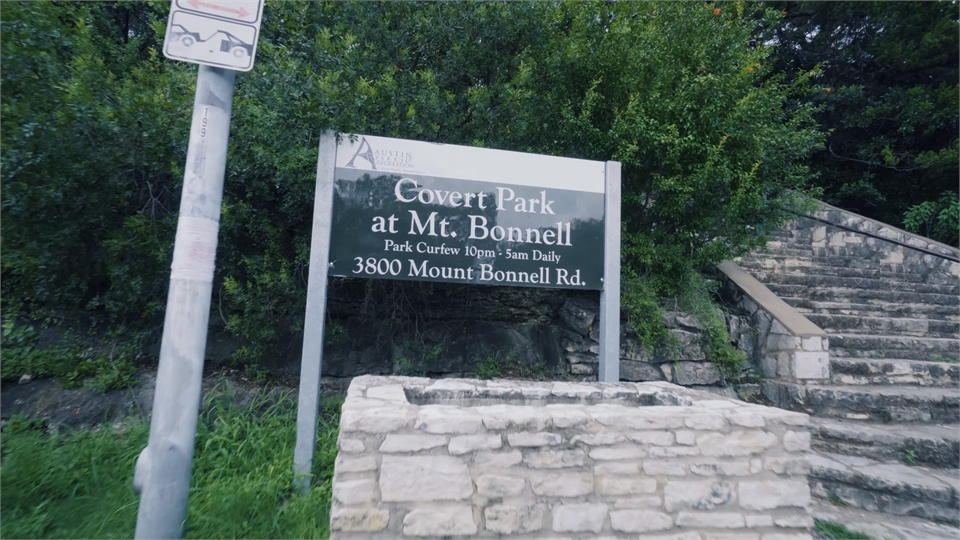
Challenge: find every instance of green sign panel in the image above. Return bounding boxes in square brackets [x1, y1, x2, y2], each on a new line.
[329, 134, 607, 289]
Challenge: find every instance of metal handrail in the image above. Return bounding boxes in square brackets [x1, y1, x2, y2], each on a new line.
[791, 210, 960, 264]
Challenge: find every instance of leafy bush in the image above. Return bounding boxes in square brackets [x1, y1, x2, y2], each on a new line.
[903, 191, 959, 247]
[2, 2, 823, 365]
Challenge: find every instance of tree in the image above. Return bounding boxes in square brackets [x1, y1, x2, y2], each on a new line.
[2, 1, 823, 360]
[764, 1, 959, 244]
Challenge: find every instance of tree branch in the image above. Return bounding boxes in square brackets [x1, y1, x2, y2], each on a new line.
[827, 143, 923, 172]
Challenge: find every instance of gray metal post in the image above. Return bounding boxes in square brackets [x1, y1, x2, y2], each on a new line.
[133, 65, 235, 539]
[598, 161, 622, 382]
[292, 130, 337, 493]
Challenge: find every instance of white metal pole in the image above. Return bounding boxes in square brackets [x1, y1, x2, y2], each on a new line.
[598, 161, 622, 382]
[292, 130, 337, 493]
[133, 65, 235, 539]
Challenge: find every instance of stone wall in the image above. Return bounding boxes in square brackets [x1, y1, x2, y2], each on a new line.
[330, 376, 814, 539]
[718, 261, 830, 384]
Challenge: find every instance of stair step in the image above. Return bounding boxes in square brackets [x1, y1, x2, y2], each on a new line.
[746, 272, 959, 295]
[811, 417, 960, 468]
[830, 357, 960, 387]
[737, 261, 933, 283]
[739, 255, 959, 286]
[811, 500, 960, 540]
[829, 333, 959, 361]
[764, 284, 960, 307]
[809, 451, 959, 525]
[806, 314, 960, 338]
[803, 384, 960, 423]
[788, 299, 960, 321]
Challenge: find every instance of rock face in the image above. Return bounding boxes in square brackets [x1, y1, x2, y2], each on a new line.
[237, 277, 733, 386]
[329, 376, 813, 539]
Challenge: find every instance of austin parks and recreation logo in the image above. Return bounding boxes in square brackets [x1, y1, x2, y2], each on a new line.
[345, 137, 415, 172]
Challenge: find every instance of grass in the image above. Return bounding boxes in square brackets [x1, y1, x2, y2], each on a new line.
[815, 519, 873, 540]
[0, 381, 342, 539]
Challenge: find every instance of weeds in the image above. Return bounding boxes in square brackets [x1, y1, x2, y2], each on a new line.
[814, 519, 872, 540]
[0, 384, 343, 539]
[903, 449, 918, 466]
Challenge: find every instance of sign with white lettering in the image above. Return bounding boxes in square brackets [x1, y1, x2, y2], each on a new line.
[329, 134, 607, 289]
[163, 0, 263, 71]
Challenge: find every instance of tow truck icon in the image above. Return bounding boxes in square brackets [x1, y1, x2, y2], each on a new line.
[169, 23, 253, 58]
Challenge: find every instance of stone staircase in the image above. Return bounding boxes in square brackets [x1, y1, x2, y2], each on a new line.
[735, 205, 960, 534]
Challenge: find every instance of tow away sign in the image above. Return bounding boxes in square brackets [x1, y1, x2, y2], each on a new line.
[163, 0, 263, 72]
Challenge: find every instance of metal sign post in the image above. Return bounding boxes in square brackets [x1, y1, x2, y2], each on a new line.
[133, 64, 235, 540]
[293, 131, 338, 493]
[598, 161, 622, 382]
[133, 2, 264, 537]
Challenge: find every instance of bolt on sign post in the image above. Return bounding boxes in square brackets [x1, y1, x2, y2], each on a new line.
[293, 133, 621, 490]
[132, 1, 262, 538]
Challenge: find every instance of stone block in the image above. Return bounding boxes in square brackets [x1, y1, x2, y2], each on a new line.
[330, 508, 390, 532]
[474, 450, 522, 468]
[728, 411, 766, 428]
[552, 503, 608, 533]
[545, 404, 590, 428]
[705, 534, 759, 540]
[594, 462, 641, 475]
[530, 472, 593, 497]
[380, 434, 447, 453]
[626, 431, 676, 446]
[333, 479, 378, 506]
[335, 455, 377, 474]
[674, 430, 697, 445]
[739, 479, 811, 510]
[380, 455, 472, 502]
[762, 457, 810, 476]
[552, 381, 601, 399]
[415, 406, 483, 434]
[643, 460, 687, 476]
[596, 476, 658, 496]
[647, 446, 700, 458]
[673, 361, 721, 386]
[613, 496, 663, 508]
[523, 448, 585, 468]
[676, 511, 745, 528]
[338, 437, 365, 453]
[684, 414, 727, 430]
[449, 434, 501, 455]
[609, 509, 674, 533]
[783, 430, 811, 452]
[508, 431, 562, 447]
[478, 405, 552, 430]
[774, 514, 814, 528]
[589, 445, 647, 460]
[792, 351, 829, 379]
[402, 506, 477, 537]
[762, 535, 813, 540]
[341, 407, 410, 434]
[697, 430, 778, 456]
[476, 475, 525, 498]
[620, 360, 665, 381]
[366, 384, 407, 402]
[572, 432, 626, 445]
[484, 504, 543, 534]
[800, 336, 823, 352]
[745, 515, 774, 527]
[664, 480, 735, 511]
[689, 460, 751, 476]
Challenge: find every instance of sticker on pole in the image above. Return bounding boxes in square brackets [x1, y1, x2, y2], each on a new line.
[163, 0, 263, 72]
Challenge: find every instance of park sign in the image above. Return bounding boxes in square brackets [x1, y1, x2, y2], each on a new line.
[292, 131, 622, 491]
[330, 134, 607, 289]
[163, 0, 263, 72]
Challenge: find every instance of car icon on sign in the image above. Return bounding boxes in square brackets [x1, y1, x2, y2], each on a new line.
[169, 24, 202, 47]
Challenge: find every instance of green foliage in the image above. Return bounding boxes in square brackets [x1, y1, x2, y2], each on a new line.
[1, 319, 138, 391]
[676, 272, 748, 380]
[814, 519, 872, 540]
[621, 274, 675, 353]
[903, 449, 918, 467]
[3, 1, 823, 362]
[767, 2, 958, 237]
[476, 356, 502, 380]
[0, 386, 342, 539]
[903, 191, 959, 246]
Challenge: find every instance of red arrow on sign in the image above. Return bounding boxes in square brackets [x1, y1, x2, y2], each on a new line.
[187, 0, 249, 19]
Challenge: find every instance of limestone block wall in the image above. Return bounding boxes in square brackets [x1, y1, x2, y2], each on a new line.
[330, 376, 814, 539]
[719, 261, 830, 384]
